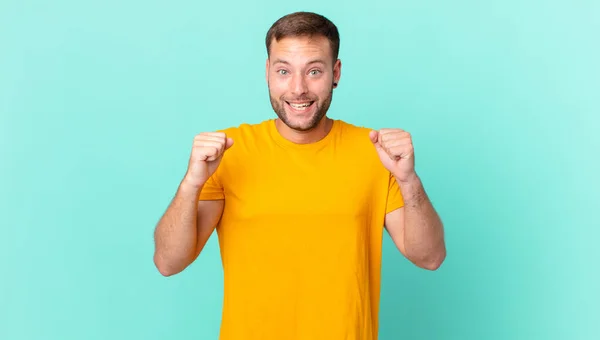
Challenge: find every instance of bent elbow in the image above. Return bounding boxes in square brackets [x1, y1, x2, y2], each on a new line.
[156, 265, 177, 277]
[154, 253, 181, 277]
[421, 259, 443, 271]
[423, 249, 446, 271]
[413, 247, 446, 271]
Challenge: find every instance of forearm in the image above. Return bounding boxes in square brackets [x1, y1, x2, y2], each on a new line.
[397, 174, 446, 269]
[153, 179, 202, 276]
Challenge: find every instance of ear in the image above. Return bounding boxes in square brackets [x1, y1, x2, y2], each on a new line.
[333, 59, 342, 86]
[265, 58, 270, 83]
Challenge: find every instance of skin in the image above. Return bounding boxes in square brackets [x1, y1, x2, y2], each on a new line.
[153, 34, 446, 277]
[266, 35, 340, 144]
[371, 128, 446, 270]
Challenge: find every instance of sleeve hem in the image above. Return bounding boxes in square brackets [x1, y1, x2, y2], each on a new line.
[385, 202, 404, 214]
[198, 192, 225, 201]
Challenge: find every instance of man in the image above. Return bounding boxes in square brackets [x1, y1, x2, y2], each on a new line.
[153, 11, 446, 340]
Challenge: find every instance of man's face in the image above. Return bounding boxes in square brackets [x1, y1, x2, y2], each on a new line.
[266, 35, 341, 132]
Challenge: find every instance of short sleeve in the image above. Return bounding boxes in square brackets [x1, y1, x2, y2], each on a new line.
[198, 172, 225, 200]
[386, 172, 404, 213]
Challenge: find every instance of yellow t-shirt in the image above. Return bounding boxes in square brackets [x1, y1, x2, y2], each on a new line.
[199, 118, 404, 340]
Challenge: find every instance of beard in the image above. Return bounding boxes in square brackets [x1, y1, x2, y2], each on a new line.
[268, 86, 333, 132]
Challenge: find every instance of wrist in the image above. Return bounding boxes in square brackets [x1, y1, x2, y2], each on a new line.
[180, 177, 205, 195]
[395, 173, 427, 205]
[395, 172, 419, 185]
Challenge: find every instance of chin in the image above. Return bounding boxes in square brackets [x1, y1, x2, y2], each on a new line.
[288, 120, 318, 132]
[280, 109, 323, 132]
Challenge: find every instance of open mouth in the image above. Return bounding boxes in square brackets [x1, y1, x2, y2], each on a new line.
[286, 101, 315, 112]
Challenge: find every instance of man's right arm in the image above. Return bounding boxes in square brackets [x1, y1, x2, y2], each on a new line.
[153, 179, 224, 276]
[153, 131, 233, 276]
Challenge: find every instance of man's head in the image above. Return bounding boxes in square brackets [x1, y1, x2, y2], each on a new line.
[265, 12, 341, 132]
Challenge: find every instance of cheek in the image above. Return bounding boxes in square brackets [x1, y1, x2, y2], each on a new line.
[311, 82, 331, 97]
[268, 82, 286, 98]
[269, 77, 289, 92]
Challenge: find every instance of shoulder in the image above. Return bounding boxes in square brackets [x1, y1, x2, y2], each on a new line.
[336, 119, 374, 136]
[210, 119, 273, 162]
[334, 119, 393, 178]
[333, 119, 383, 160]
[335, 119, 376, 147]
[215, 119, 272, 142]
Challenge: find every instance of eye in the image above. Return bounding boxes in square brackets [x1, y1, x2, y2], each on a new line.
[309, 69, 321, 76]
[277, 69, 288, 75]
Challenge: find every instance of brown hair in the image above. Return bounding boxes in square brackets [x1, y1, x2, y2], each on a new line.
[265, 12, 340, 61]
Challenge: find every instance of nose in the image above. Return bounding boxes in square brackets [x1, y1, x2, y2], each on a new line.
[290, 73, 308, 96]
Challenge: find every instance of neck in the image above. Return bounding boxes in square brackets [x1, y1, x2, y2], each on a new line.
[275, 117, 333, 144]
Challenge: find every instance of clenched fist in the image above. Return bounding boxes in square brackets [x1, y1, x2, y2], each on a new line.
[369, 128, 416, 183]
[183, 132, 234, 189]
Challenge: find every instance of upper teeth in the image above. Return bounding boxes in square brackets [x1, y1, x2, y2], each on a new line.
[290, 102, 311, 108]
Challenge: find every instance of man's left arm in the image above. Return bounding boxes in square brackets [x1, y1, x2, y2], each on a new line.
[386, 174, 446, 270]
[370, 128, 446, 270]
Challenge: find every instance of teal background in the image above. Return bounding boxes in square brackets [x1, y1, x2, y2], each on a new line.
[1, 0, 598, 339]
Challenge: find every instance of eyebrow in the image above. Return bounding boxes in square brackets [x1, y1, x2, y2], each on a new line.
[272, 59, 327, 66]
[307, 59, 327, 66]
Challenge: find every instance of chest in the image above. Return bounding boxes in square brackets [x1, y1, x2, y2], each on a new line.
[221, 151, 382, 220]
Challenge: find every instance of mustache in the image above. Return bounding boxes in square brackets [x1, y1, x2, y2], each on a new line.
[281, 95, 317, 102]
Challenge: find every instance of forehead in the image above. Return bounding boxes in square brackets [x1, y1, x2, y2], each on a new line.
[269, 35, 332, 64]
